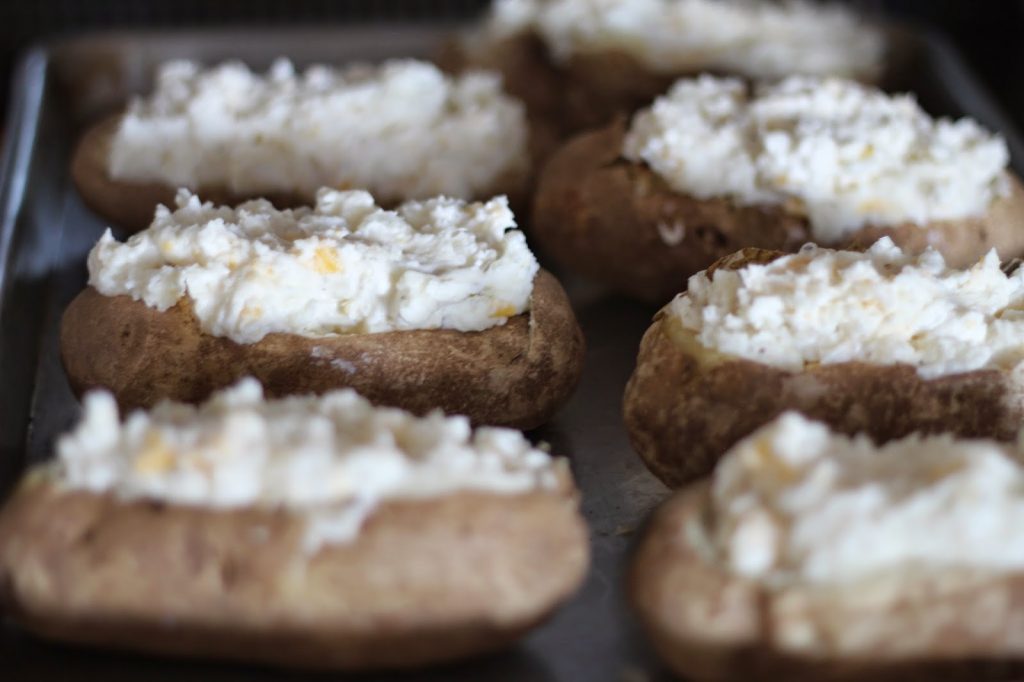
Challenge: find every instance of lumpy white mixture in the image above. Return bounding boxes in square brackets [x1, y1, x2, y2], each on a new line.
[480, 0, 883, 80]
[88, 189, 539, 344]
[670, 238, 1024, 379]
[711, 412, 1024, 584]
[55, 379, 563, 550]
[624, 76, 1009, 242]
[108, 58, 528, 203]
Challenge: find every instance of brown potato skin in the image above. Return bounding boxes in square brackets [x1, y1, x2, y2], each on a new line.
[532, 120, 1024, 302]
[60, 270, 585, 430]
[0, 469, 588, 670]
[631, 484, 1024, 681]
[72, 114, 529, 232]
[623, 249, 1024, 487]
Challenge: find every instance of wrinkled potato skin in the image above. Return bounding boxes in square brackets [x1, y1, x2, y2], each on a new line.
[61, 270, 585, 430]
[631, 484, 1024, 681]
[623, 249, 1024, 487]
[533, 120, 1024, 302]
[72, 114, 530, 232]
[0, 471, 588, 670]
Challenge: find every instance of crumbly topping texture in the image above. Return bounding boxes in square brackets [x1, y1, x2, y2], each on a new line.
[625, 76, 1009, 242]
[671, 238, 1024, 379]
[55, 380, 562, 550]
[89, 189, 539, 344]
[710, 412, 1024, 584]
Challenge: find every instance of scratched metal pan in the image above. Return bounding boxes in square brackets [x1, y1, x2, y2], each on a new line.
[1, 23, 1023, 682]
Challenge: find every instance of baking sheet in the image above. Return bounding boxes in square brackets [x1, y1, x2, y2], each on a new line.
[0, 23, 1022, 682]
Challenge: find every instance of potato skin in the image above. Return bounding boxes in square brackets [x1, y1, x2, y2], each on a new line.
[631, 484, 1024, 681]
[0, 470, 588, 670]
[532, 120, 1024, 302]
[60, 270, 585, 430]
[623, 249, 1024, 487]
[71, 114, 529, 232]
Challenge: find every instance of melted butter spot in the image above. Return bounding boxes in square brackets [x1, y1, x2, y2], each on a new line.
[492, 303, 518, 318]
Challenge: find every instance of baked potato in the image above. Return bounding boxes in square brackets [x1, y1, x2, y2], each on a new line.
[71, 59, 531, 231]
[623, 248, 1024, 487]
[631, 482, 1024, 682]
[73, 113, 533, 234]
[0, 472, 587, 669]
[532, 119, 1024, 303]
[61, 269, 584, 430]
[444, 1, 884, 141]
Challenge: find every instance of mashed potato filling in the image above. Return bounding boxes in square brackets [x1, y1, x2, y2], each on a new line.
[481, 0, 882, 80]
[710, 412, 1024, 584]
[671, 238, 1024, 379]
[108, 58, 528, 203]
[88, 189, 539, 344]
[624, 76, 1009, 242]
[55, 379, 562, 549]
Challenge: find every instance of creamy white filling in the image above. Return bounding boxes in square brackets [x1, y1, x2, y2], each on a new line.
[481, 0, 883, 80]
[108, 58, 528, 203]
[624, 76, 1010, 242]
[671, 238, 1024, 379]
[710, 412, 1024, 584]
[88, 189, 539, 344]
[55, 379, 563, 550]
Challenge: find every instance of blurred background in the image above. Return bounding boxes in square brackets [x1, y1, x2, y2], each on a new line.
[0, 0, 1022, 124]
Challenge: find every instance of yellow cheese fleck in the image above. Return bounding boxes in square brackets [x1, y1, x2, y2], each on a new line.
[312, 247, 343, 274]
[858, 198, 889, 212]
[492, 303, 517, 318]
[750, 438, 799, 484]
[241, 304, 263, 320]
[924, 460, 964, 483]
[135, 434, 176, 474]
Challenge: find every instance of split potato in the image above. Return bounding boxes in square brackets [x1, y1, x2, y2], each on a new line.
[0, 467, 588, 669]
[623, 249, 1024, 487]
[631, 483, 1024, 681]
[533, 120, 1024, 303]
[61, 270, 585, 430]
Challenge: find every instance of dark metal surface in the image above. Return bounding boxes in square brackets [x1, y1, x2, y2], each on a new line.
[0, 23, 1022, 682]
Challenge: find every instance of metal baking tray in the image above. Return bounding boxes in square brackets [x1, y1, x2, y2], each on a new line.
[1, 22, 1022, 682]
